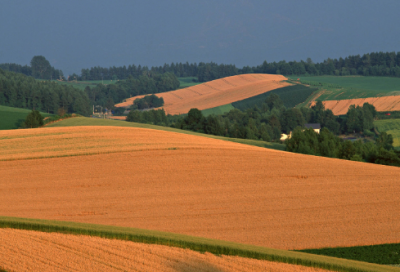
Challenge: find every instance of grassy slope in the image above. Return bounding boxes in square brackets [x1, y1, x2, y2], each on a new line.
[202, 104, 235, 116]
[178, 77, 202, 88]
[0, 105, 52, 130]
[46, 117, 285, 150]
[375, 119, 400, 148]
[0, 216, 397, 272]
[287, 76, 400, 101]
[298, 243, 400, 265]
[232, 84, 317, 111]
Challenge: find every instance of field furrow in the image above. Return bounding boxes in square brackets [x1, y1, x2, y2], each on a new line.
[115, 74, 290, 114]
[1, 126, 400, 251]
[0, 228, 331, 272]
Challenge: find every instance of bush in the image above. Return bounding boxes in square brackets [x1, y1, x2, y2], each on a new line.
[23, 110, 43, 128]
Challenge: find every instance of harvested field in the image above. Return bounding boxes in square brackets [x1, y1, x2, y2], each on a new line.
[115, 74, 290, 114]
[108, 116, 126, 120]
[0, 228, 330, 272]
[311, 95, 400, 115]
[1, 126, 400, 250]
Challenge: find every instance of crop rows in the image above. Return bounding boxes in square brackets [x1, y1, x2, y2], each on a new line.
[0, 218, 398, 272]
[116, 74, 290, 114]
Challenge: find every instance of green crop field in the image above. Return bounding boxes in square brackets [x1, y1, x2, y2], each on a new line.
[298, 243, 400, 266]
[288, 76, 400, 101]
[0, 216, 397, 272]
[46, 117, 285, 151]
[232, 84, 317, 111]
[0, 105, 52, 130]
[374, 119, 400, 148]
[202, 104, 235, 116]
[178, 77, 201, 88]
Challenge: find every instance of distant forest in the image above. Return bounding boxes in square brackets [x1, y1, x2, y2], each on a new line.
[1, 52, 400, 84]
[70, 51, 400, 82]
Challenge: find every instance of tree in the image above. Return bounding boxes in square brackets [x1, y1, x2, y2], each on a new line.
[31, 56, 52, 79]
[23, 110, 44, 128]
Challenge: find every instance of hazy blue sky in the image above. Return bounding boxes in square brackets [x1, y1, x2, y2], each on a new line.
[1, 0, 399, 76]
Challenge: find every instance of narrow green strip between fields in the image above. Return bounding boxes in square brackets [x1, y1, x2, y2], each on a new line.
[0, 216, 398, 272]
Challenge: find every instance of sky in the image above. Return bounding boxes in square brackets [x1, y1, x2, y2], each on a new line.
[1, 0, 399, 76]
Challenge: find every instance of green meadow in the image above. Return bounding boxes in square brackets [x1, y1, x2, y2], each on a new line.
[374, 118, 400, 148]
[0, 105, 52, 130]
[288, 76, 400, 101]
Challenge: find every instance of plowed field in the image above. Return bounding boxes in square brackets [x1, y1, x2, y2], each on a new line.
[310, 95, 400, 115]
[115, 74, 290, 114]
[0, 228, 329, 272]
[1, 126, 400, 250]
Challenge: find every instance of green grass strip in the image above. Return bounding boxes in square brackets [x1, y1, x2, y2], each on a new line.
[0, 216, 398, 272]
[298, 243, 400, 265]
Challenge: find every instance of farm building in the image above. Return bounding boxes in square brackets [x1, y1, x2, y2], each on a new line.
[304, 123, 321, 134]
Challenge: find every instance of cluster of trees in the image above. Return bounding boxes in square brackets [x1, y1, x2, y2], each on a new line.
[125, 93, 379, 144]
[85, 72, 179, 109]
[131, 94, 164, 110]
[0, 68, 91, 115]
[0, 56, 64, 80]
[286, 127, 400, 167]
[68, 51, 400, 83]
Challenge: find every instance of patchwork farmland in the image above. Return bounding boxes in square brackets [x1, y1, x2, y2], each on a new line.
[116, 74, 291, 115]
[310, 96, 400, 115]
[1, 126, 400, 254]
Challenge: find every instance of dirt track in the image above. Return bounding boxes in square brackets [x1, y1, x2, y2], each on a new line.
[0, 228, 329, 272]
[311, 95, 400, 115]
[116, 74, 290, 114]
[1, 126, 400, 250]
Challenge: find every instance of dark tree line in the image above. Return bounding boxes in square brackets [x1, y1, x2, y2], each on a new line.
[286, 128, 399, 167]
[70, 51, 400, 83]
[126, 93, 376, 143]
[85, 72, 179, 109]
[0, 68, 91, 115]
[0, 56, 64, 80]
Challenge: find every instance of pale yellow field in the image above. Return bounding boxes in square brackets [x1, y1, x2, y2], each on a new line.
[1, 126, 400, 251]
[116, 74, 290, 114]
[0, 228, 330, 272]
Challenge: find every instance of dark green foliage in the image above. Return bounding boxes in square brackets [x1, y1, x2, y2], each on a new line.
[298, 243, 400, 265]
[23, 110, 44, 128]
[232, 85, 317, 111]
[126, 109, 168, 126]
[0, 68, 91, 116]
[131, 94, 164, 110]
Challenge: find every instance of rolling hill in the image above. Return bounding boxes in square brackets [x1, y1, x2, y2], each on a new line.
[115, 74, 291, 115]
[1, 125, 400, 253]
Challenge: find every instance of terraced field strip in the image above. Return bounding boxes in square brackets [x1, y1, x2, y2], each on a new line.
[116, 74, 291, 114]
[46, 117, 285, 150]
[1, 126, 400, 251]
[310, 96, 400, 115]
[0, 219, 398, 272]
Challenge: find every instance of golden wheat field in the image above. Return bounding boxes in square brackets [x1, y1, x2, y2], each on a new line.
[1, 126, 400, 251]
[0, 228, 331, 272]
[115, 74, 290, 114]
[311, 95, 400, 115]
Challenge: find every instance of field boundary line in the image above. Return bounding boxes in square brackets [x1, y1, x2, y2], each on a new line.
[0, 216, 397, 272]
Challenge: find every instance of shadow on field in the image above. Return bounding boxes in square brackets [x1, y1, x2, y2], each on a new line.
[171, 253, 224, 272]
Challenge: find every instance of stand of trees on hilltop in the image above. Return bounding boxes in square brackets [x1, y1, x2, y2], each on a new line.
[0, 68, 90, 115]
[0, 56, 64, 80]
[66, 51, 400, 83]
[84, 72, 179, 109]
